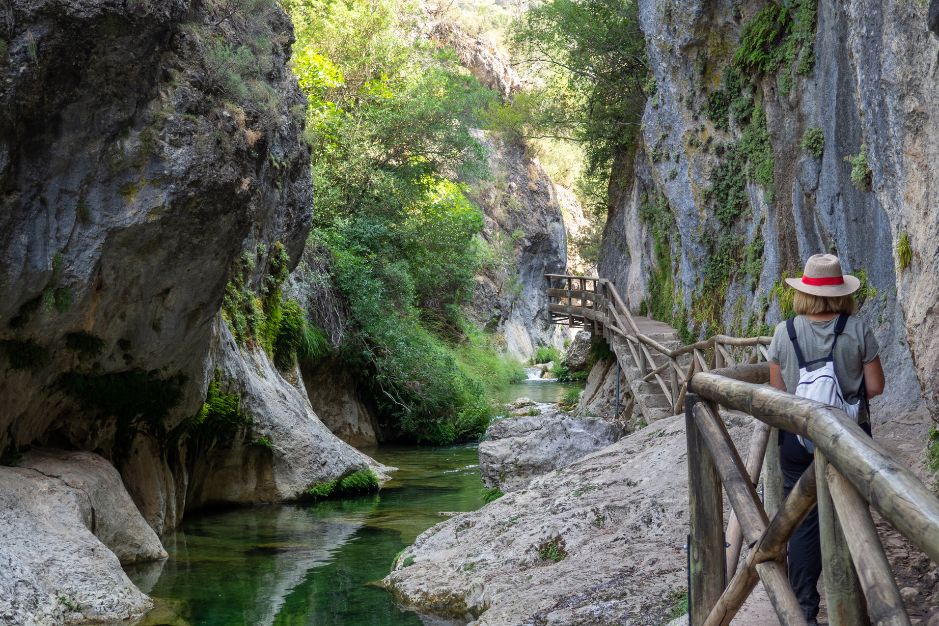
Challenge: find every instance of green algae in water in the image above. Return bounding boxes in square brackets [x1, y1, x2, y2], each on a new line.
[128, 445, 485, 626]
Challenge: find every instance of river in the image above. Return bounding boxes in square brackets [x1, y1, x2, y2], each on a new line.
[127, 377, 581, 625]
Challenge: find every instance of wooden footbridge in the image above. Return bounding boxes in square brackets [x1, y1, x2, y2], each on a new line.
[546, 274, 939, 626]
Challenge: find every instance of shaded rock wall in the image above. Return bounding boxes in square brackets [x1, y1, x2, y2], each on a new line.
[600, 0, 938, 414]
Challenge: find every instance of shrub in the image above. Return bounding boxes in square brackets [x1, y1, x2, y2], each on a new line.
[536, 536, 567, 562]
[533, 345, 562, 365]
[187, 369, 252, 445]
[305, 469, 380, 500]
[801, 127, 824, 158]
[846, 144, 872, 191]
[482, 487, 504, 503]
[896, 232, 912, 272]
[559, 388, 582, 411]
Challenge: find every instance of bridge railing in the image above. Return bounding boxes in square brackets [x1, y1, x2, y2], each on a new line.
[545, 274, 772, 414]
[685, 364, 939, 626]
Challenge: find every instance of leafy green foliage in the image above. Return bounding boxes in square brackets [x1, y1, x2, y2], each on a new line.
[482, 487, 505, 503]
[846, 144, 872, 191]
[559, 388, 582, 411]
[665, 589, 689, 620]
[533, 345, 562, 365]
[770, 273, 796, 319]
[896, 232, 912, 272]
[801, 127, 825, 158]
[739, 106, 774, 191]
[187, 369, 252, 445]
[706, 146, 748, 226]
[284, 0, 512, 444]
[536, 536, 567, 562]
[305, 469, 380, 500]
[456, 327, 526, 389]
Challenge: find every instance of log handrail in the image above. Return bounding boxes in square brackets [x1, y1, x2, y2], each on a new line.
[685, 363, 937, 626]
[544, 274, 771, 414]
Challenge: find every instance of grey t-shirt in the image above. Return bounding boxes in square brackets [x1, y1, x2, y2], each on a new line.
[767, 315, 879, 410]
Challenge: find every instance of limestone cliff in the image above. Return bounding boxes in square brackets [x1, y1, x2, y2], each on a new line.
[600, 0, 938, 414]
[0, 1, 380, 621]
[431, 20, 573, 360]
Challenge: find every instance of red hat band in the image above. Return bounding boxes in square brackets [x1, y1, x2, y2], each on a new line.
[800, 275, 845, 286]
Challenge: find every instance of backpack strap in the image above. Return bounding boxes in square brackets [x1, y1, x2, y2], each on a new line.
[828, 313, 850, 357]
[786, 317, 808, 368]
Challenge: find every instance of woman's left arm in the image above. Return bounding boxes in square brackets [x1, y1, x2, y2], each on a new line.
[863, 356, 885, 399]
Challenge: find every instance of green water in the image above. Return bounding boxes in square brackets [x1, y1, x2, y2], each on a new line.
[128, 380, 581, 626]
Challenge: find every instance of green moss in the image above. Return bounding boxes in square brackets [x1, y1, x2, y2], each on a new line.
[536, 536, 567, 562]
[665, 589, 689, 620]
[896, 232, 912, 272]
[253, 436, 273, 448]
[401, 555, 416, 568]
[76, 198, 92, 224]
[305, 469, 380, 500]
[739, 105, 774, 192]
[706, 145, 748, 226]
[0, 339, 49, 370]
[846, 144, 872, 191]
[186, 369, 252, 445]
[801, 127, 825, 158]
[928, 427, 939, 478]
[482, 487, 504, 503]
[770, 273, 796, 319]
[64, 331, 105, 356]
[853, 269, 877, 307]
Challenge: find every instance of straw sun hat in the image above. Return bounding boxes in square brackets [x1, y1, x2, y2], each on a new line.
[784, 253, 861, 297]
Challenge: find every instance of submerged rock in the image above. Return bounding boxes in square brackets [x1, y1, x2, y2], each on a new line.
[0, 451, 161, 625]
[387, 414, 756, 625]
[479, 406, 620, 492]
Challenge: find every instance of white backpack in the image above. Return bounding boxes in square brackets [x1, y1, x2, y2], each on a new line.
[787, 314, 861, 453]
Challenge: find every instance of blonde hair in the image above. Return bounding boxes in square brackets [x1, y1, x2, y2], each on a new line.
[792, 291, 856, 315]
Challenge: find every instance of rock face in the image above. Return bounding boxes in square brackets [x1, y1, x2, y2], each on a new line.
[597, 0, 939, 415]
[479, 404, 620, 492]
[465, 132, 570, 360]
[302, 358, 382, 448]
[563, 330, 592, 373]
[0, 450, 163, 625]
[184, 325, 380, 511]
[386, 414, 756, 625]
[578, 357, 630, 423]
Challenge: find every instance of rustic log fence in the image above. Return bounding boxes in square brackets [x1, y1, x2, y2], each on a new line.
[546, 274, 939, 624]
[546, 274, 772, 415]
[687, 363, 939, 626]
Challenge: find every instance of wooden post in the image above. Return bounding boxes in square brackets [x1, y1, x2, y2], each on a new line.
[763, 428, 784, 519]
[827, 465, 911, 626]
[567, 277, 573, 327]
[685, 394, 726, 625]
[670, 364, 680, 414]
[714, 342, 724, 370]
[726, 422, 771, 578]
[816, 452, 868, 626]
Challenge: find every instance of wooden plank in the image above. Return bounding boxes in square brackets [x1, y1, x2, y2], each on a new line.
[692, 403, 768, 545]
[816, 452, 868, 626]
[692, 369, 939, 566]
[827, 465, 911, 626]
[686, 395, 726, 626]
[726, 422, 771, 578]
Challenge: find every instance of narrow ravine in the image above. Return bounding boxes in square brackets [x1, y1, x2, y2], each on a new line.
[125, 378, 583, 626]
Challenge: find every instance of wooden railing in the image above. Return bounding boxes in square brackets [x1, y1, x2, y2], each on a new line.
[546, 274, 772, 415]
[686, 364, 939, 626]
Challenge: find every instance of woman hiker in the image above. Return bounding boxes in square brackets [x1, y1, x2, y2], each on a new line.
[767, 253, 886, 625]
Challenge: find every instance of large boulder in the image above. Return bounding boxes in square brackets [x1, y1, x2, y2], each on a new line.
[0, 451, 162, 625]
[386, 414, 758, 625]
[479, 405, 620, 492]
[563, 331, 592, 373]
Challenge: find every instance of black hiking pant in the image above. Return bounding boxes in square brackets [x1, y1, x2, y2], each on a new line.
[783, 462, 821, 622]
